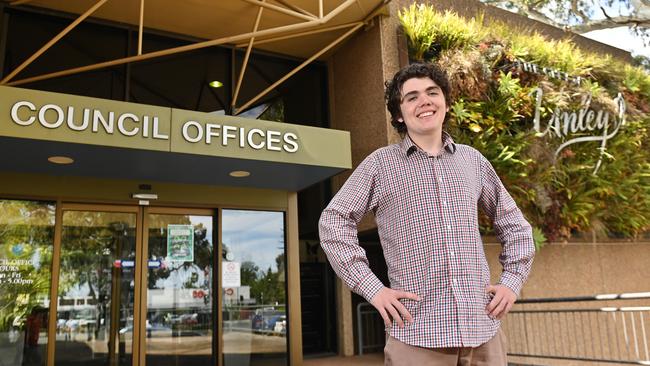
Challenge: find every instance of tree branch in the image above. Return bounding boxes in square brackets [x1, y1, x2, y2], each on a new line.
[570, 16, 650, 32]
[520, 5, 566, 28]
[571, 0, 589, 22]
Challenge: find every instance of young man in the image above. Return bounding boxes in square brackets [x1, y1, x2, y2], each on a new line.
[319, 63, 535, 365]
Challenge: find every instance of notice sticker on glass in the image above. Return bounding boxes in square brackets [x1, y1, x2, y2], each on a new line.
[222, 261, 241, 288]
[167, 224, 194, 262]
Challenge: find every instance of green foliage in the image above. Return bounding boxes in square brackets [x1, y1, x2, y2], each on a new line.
[402, 5, 650, 244]
[621, 64, 650, 96]
[532, 227, 547, 250]
[502, 31, 610, 75]
[0, 201, 55, 332]
[399, 5, 487, 60]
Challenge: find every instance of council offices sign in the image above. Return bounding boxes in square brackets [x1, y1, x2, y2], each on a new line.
[0, 86, 350, 169]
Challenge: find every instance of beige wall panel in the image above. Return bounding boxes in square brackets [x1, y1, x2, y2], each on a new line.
[485, 241, 650, 299]
[596, 242, 650, 293]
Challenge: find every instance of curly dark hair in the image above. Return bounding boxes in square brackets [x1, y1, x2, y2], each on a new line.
[384, 63, 452, 134]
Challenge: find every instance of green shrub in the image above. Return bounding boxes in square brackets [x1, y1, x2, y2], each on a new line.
[399, 5, 487, 60]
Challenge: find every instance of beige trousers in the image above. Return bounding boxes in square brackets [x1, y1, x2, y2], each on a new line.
[384, 328, 508, 366]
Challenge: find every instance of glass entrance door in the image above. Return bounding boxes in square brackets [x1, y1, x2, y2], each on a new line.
[53, 205, 215, 366]
[55, 206, 139, 366]
[142, 208, 214, 366]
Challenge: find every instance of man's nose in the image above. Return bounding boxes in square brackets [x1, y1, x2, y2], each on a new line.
[419, 94, 432, 106]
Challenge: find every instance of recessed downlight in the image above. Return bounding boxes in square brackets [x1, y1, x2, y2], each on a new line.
[209, 80, 224, 88]
[48, 156, 74, 164]
[229, 170, 250, 178]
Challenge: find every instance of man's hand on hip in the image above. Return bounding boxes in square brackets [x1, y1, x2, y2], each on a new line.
[370, 287, 420, 328]
[486, 284, 517, 320]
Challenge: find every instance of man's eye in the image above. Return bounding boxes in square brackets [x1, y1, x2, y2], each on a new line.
[407, 96, 417, 102]
[428, 91, 438, 96]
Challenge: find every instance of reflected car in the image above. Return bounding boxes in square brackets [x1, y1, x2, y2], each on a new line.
[252, 313, 285, 333]
[273, 315, 286, 335]
[170, 313, 198, 325]
[119, 321, 172, 338]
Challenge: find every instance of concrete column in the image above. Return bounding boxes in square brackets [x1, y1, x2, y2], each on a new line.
[336, 277, 355, 356]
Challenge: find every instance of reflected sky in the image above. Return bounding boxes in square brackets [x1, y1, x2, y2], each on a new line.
[221, 210, 284, 272]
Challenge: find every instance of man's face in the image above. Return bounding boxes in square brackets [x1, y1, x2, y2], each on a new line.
[398, 77, 447, 136]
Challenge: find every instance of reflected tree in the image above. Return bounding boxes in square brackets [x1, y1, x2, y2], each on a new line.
[147, 218, 213, 291]
[0, 200, 54, 332]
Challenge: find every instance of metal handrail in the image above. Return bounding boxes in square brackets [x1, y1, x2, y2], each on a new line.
[356, 302, 384, 355]
[355, 292, 650, 364]
[506, 292, 650, 365]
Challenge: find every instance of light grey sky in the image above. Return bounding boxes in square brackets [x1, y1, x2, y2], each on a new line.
[583, 27, 650, 58]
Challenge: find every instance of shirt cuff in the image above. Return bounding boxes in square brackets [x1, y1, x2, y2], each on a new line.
[498, 271, 524, 297]
[354, 272, 385, 302]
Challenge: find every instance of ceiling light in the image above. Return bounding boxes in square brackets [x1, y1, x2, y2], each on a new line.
[229, 170, 250, 178]
[209, 80, 223, 88]
[48, 156, 74, 164]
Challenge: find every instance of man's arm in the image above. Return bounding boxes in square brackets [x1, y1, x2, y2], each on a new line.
[319, 153, 418, 327]
[478, 154, 535, 319]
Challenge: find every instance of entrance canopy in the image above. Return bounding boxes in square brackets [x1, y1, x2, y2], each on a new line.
[3, 0, 389, 114]
[0, 85, 351, 191]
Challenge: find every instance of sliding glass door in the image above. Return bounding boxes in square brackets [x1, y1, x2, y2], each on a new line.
[221, 209, 288, 366]
[56, 206, 138, 366]
[0, 201, 290, 366]
[143, 209, 214, 366]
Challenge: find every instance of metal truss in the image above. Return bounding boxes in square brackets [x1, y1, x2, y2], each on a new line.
[1, 0, 388, 115]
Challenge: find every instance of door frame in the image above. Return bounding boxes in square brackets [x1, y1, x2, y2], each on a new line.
[138, 206, 216, 366]
[48, 203, 218, 366]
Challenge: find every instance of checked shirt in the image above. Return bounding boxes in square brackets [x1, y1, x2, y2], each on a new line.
[319, 133, 535, 348]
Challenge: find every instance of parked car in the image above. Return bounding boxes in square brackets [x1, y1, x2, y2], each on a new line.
[273, 315, 286, 335]
[251, 308, 285, 334]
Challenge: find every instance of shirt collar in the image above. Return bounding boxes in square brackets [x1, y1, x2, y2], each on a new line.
[400, 131, 457, 157]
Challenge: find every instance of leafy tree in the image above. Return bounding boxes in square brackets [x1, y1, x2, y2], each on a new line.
[481, 0, 650, 45]
[240, 261, 259, 286]
[633, 54, 650, 70]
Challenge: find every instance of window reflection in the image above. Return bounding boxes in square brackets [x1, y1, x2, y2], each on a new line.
[0, 200, 55, 366]
[222, 210, 287, 366]
[146, 214, 214, 366]
[57, 211, 136, 366]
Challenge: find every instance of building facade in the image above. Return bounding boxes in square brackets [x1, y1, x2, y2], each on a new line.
[1, 1, 648, 366]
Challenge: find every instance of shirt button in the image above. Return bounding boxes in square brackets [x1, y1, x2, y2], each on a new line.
[452, 278, 458, 285]
[442, 201, 447, 207]
[447, 225, 452, 231]
[450, 251, 455, 257]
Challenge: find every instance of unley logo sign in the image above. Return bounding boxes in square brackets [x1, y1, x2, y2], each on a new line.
[9, 100, 299, 153]
[517, 60, 627, 175]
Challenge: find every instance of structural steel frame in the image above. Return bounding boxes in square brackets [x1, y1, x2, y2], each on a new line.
[1, 0, 387, 115]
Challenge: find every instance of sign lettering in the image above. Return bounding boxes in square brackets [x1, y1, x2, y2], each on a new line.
[8, 99, 300, 153]
[532, 88, 627, 174]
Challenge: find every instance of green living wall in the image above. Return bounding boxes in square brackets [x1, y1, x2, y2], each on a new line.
[399, 4, 650, 246]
